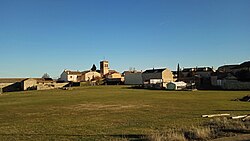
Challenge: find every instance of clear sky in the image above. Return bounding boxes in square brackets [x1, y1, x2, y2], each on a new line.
[0, 0, 250, 78]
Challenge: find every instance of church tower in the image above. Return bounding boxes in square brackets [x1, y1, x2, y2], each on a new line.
[100, 60, 109, 76]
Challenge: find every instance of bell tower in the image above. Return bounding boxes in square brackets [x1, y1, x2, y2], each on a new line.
[100, 60, 109, 76]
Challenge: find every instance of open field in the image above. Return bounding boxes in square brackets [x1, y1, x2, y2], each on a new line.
[0, 86, 249, 140]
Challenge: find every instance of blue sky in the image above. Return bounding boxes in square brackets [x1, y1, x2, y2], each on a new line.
[0, 0, 249, 78]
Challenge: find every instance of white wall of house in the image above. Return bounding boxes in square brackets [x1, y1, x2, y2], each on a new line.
[60, 71, 78, 82]
[150, 79, 163, 84]
[82, 72, 101, 81]
[124, 73, 143, 85]
[67, 75, 78, 82]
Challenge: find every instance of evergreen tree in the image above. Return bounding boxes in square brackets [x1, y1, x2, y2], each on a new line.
[91, 64, 97, 71]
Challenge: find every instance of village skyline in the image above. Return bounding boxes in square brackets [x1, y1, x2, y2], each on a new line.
[1, 0, 250, 78]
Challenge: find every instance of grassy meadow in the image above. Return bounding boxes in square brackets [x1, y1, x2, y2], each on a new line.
[0, 86, 249, 140]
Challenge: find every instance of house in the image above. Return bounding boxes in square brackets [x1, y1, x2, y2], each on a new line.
[124, 71, 143, 85]
[60, 70, 82, 82]
[196, 67, 214, 78]
[99, 60, 124, 85]
[181, 67, 214, 79]
[81, 71, 101, 81]
[104, 70, 124, 85]
[0, 78, 26, 93]
[232, 61, 250, 72]
[142, 68, 174, 84]
[232, 61, 250, 82]
[141, 68, 174, 89]
[211, 61, 250, 90]
[179, 67, 214, 88]
[106, 70, 122, 79]
[211, 61, 250, 89]
[166, 81, 187, 90]
[217, 65, 239, 73]
[211, 73, 250, 90]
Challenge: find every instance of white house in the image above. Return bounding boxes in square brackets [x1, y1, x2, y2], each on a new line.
[142, 68, 174, 83]
[60, 70, 82, 82]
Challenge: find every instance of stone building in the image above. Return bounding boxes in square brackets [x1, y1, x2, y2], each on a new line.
[124, 71, 143, 85]
[100, 60, 109, 76]
[142, 68, 174, 84]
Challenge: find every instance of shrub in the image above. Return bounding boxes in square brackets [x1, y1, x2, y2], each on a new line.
[147, 130, 186, 141]
[183, 126, 213, 140]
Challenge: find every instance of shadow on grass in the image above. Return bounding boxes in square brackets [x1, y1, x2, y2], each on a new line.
[0, 133, 148, 140]
[110, 134, 148, 141]
[0, 133, 91, 137]
[221, 129, 250, 134]
[122, 86, 144, 89]
[215, 110, 250, 112]
[122, 86, 166, 91]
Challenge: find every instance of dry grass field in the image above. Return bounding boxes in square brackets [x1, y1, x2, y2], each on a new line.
[0, 86, 249, 140]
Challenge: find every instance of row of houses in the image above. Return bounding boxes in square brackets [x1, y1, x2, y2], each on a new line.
[56, 60, 250, 90]
[1, 60, 249, 93]
[211, 61, 250, 90]
[58, 61, 124, 84]
[124, 60, 250, 90]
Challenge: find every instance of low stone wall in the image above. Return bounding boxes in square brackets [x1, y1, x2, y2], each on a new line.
[37, 83, 68, 90]
[222, 80, 250, 90]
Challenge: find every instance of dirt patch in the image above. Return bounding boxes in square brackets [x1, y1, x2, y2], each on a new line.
[63, 103, 151, 111]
